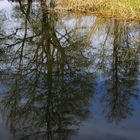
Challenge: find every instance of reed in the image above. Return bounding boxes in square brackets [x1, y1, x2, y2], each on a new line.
[56, 0, 140, 20]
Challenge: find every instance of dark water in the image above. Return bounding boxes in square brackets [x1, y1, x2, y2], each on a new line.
[0, 0, 140, 140]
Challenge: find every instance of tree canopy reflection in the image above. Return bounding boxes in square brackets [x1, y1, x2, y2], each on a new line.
[0, 1, 95, 140]
[0, 0, 140, 139]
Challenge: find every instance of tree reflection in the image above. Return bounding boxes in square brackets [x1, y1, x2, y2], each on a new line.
[0, 1, 95, 140]
[71, 17, 140, 124]
[0, 1, 140, 139]
[101, 20, 140, 123]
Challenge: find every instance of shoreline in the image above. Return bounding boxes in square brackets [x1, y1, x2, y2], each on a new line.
[55, 0, 140, 21]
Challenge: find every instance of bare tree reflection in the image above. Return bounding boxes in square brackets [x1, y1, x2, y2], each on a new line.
[0, 1, 95, 140]
[101, 20, 140, 123]
[0, 1, 140, 139]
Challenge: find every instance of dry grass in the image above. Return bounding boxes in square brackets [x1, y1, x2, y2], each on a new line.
[56, 0, 140, 20]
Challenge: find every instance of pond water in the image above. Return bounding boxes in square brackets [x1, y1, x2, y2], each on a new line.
[0, 0, 140, 140]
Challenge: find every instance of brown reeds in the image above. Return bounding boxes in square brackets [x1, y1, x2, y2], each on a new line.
[56, 0, 140, 20]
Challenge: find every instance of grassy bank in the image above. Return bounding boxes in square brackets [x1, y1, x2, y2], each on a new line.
[56, 0, 140, 20]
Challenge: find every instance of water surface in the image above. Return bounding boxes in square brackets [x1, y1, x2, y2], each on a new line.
[0, 0, 140, 140]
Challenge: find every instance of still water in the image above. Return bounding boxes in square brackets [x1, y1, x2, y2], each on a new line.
[0, 0, 140, 140]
